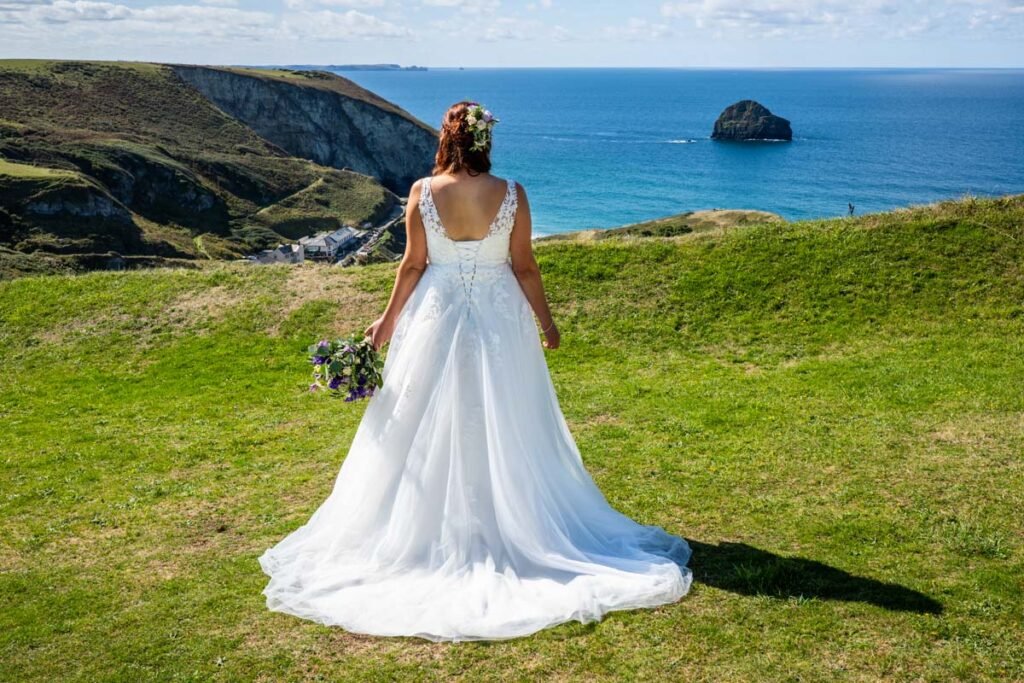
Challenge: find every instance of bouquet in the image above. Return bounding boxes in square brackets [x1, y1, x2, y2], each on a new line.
[308, 333, 384, 402]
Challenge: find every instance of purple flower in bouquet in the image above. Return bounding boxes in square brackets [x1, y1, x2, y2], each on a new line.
[306, 332, 385, 401]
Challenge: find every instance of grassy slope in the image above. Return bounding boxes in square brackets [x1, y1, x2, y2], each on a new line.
[0, 60, 396, 264]
[538, 208, 785, 242]
[0, 158, 78, 179]
[1, 196, 1022, 681]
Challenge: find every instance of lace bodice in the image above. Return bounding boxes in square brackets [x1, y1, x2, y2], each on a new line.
[418, 176, 518, 268]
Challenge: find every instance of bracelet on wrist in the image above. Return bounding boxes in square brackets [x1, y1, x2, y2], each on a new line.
[541, 320, 555, 334]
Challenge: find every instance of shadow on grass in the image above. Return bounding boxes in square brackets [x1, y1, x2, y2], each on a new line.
[688, 539, 943, 614]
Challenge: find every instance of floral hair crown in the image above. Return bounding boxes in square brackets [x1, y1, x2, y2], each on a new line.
[464, 102, 498, 152]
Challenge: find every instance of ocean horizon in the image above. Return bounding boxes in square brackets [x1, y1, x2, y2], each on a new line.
[337, 67, 1024, 236]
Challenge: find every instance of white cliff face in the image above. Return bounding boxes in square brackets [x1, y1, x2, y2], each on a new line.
[170, 66, 438, 195]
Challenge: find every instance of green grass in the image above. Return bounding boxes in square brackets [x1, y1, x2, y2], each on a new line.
[0, 158, 77, 179]
[1, 195, 1022, 681]
[538, 208, 785, 242]
[0, 59, 164, 75]
[0, 159, 97, 207]
[250, 169, 396, 239]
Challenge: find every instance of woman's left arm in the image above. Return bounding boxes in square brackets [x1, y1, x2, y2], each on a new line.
[364, 181, 428, 350]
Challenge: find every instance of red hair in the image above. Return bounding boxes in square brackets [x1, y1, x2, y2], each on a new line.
[433, 101, 492, 176]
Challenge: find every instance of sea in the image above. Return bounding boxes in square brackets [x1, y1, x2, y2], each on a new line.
[337, 68, 1024, 236]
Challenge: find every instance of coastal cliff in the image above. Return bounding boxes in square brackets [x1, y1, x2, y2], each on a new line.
[0, 60, 432, 275]
[170, 65, 437, 195]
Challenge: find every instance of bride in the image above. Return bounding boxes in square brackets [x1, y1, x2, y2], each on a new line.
[258, 101, 692, 642]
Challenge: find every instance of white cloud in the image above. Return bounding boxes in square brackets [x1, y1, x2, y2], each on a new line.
[481, 16, 526, 40]
[550, 23, 572, 41]
[422, 0, 499, 14]
[282, 8, 410, 39]
[661, 0, 855, 30]
[1, 0, 409, 42]
[285, 0, 385, 9]
[34, 0, 130, 22]
[658, 0, 1024, 38]
[426, 12, 569, 41]
[602, 17, 672, 41]
[12, 0, 276, 33]
[2, 0, 1022, 63]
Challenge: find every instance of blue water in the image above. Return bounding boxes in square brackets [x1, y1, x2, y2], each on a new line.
[338, 68, 1024, 236]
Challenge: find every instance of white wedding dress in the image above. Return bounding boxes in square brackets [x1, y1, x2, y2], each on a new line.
[258, 176, 692, 641]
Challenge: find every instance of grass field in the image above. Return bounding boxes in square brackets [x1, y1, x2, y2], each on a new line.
[1, 196, 1022, 681]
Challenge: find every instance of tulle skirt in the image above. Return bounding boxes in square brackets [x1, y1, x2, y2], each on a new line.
[258, 261, 692, 641]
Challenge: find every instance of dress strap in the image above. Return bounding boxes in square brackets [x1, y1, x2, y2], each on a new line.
[489, 178, 518, 236]
[418, 176, 444, 237]
[419, 175, 433, 209]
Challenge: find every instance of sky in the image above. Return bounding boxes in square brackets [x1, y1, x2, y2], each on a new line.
[2, 0, 1023, 67]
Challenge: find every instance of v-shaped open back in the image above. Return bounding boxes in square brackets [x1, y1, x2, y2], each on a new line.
[421, 176, 516, 244]
[419, 175, 518, 269]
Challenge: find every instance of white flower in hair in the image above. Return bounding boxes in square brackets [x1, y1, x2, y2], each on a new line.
[464, 102, 499, 152]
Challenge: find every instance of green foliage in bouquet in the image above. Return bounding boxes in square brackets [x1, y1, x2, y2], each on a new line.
[308, 333, 384, 401]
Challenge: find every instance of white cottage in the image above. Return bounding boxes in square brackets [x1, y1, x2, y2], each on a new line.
[249, 243, 304, 265]
[299, 226, 361, 261]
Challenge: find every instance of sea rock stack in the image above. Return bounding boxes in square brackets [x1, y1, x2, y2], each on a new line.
[711, 100, 792, 141]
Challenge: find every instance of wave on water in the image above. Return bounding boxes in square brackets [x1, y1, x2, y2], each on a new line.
[665, 139, 698, 144]
[536, 135, 582, 142]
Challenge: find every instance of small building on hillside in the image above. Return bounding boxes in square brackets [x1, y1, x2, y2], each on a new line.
[249, 243, 304, 265]
[300, 226, 361, 261]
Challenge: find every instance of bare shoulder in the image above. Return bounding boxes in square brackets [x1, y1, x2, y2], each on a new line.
[491, 174, 525, 199]
[407, 178, 427, 206]
[509, 178, 528, 206]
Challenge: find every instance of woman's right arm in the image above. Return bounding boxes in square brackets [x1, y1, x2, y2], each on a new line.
[508, 182, 560, 350]
[364, 180, 428, 350]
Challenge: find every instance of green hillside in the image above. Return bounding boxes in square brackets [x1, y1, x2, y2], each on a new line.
[1, 196, 1022, 680]
[0, 60, 401, 272]
[537, 208, 785, 242]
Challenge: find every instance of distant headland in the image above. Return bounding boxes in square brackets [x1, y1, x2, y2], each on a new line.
[285, 64, 428, 72]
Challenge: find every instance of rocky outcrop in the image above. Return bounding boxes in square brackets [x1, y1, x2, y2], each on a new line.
[711, 100, 792, 141]
[170, 65, 437, 195]
[5, 172, 143, 253]
[72, 143, 229, 230]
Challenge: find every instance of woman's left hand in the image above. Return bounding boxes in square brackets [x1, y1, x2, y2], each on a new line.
[363, 316, 394, 351]
[541, 322, 560, 350]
